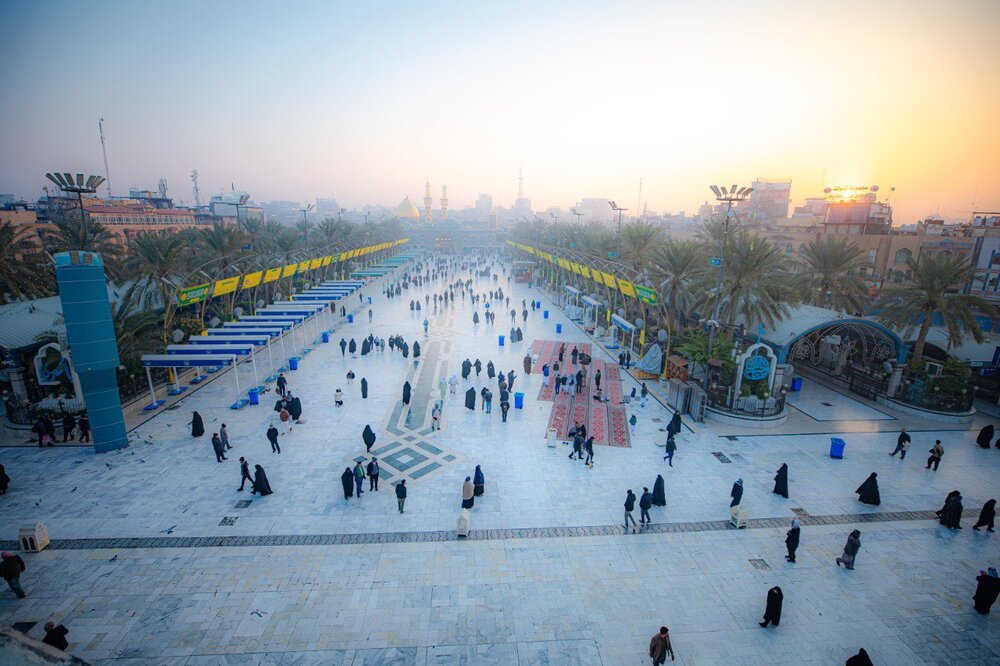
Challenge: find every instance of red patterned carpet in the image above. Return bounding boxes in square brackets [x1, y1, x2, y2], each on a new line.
[534, 340, 630, 447]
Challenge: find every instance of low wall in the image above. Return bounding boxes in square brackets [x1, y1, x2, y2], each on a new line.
[0, 626, 89, 665]
[876, 396, 976, 424]
[705, 405, 787, 428]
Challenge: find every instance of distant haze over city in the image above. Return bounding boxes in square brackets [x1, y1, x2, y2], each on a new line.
[1, 0, 998, 223]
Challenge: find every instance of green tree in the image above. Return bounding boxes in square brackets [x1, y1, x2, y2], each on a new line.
[0, 221, 53, 302]
[650, 239, 705, 328]
[619, 219, 663, 274]
[128, 231, 189, 345]
[697, 231, 797, 330]
[43, 210, 124, 279]
[798, 236, 868, 312]
[876, 254, 996, 366]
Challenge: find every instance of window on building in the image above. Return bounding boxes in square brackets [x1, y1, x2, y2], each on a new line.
[894, 248, 912, 265]
[868, 249, 877, 263]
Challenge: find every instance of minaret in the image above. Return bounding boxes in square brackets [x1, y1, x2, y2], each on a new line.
[440, 184, 449, 220]
[423, 180, 433, 224]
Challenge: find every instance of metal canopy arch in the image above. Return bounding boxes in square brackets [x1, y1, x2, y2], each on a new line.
[785, 319, 905, 372]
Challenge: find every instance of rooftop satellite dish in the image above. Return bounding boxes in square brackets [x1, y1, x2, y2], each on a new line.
[634, 318, 644, 329]
[172, 329, 185, 343]
[616, 308, 625, 317]
[657, 329, 668, 343]
[275, 292, 283, 301]
[256, 299, 265, 308]
[209, 317, 221, 328]
[234, 306, 244, 317]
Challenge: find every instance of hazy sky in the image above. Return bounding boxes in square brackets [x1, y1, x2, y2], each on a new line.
[2, 0, 998, 223]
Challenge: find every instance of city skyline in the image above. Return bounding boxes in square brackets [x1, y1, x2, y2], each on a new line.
[1, 0, 998, 223]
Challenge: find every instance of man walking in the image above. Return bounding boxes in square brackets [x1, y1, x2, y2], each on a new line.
[927, 440, 944, 470]
[367, 457, 380, 491]
[890, 428, 910, 458]
[663, 436, 676, 467]
[624, 489, 638, 532]
[432, 403, 441, 430]
[220, 423, 232, 450]
[396, 480, 407, 513]
[648, 626, 675, 664]
[78, 413, 90, 443]
[785, 519, 800, 563]
[238, 457, 253, 491]
[595, 369, 602, 392]
[584, 436, 594, 467]
[276, 372, 287, 398]
[1, 551, 26, 599]
[266, 425, 280, 454]
[639, 487, 653, 525]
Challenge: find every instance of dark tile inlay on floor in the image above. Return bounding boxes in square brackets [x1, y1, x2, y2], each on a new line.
[218, 517, 238, 526]
[234, 500, 253, 509]
[0, 510, 937, 552]
[712, 452, 733, 463]
[749, 558, 771, 570]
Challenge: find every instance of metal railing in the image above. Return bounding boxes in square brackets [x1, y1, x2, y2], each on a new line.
[706, 387, 786, 418]
[899, 383, 975, 413]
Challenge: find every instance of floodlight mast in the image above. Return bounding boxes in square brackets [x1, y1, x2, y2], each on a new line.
[706, 183, 753, 359]
[299, 203, 314, 226]
[608, 200, 628, 251]
[44, 171, 106, 249]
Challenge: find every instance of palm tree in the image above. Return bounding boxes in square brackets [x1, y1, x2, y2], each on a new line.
[111, 284, 162, 363]
[127, 231, 188, 344]
[876, 254, 996, 366]
[0, 221, 53, 302]
[798, 236, 868, 313]
[650, 239, 705, 328]
[43, 211, 124, 279]
[294, 219, 314, 243]
[697, 232, 797, 331]
[619, 220, 663, 274]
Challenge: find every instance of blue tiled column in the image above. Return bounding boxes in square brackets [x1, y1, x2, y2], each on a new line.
[54, 251, 128, 452]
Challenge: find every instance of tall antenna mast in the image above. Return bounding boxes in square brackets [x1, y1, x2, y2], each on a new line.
[637, 177, 643, 221]
[518, 167, 524, 199]
[190, 170, 201, 207]
[98, 117, 113, 197]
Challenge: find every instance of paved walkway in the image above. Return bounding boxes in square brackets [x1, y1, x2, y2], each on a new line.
[1, 258, 998, 664]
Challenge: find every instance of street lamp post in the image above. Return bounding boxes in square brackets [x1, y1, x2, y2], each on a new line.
[45, 172, 106, 247]
[608, 201, 627, 252]
[231, 194, 250, 231]
[706, 184, 753, 360]
[299, 203, 314, 227]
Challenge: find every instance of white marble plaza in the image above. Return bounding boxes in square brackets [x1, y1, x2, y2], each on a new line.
[1, 260, 999, 664]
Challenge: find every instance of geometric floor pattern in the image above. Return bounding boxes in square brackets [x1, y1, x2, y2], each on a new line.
[349, 311, 464, 486]
[0, 509, 938, 551]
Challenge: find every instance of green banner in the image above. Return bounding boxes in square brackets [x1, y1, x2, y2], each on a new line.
[635, 285, 659, 305]
[176, 283, 211, 306]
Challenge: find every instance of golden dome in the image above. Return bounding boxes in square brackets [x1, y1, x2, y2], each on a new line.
[394, 197, 420, 219]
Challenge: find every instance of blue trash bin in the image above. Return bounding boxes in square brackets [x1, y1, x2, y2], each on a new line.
[499, 335, 505, 346]
[543, 365, 550, 377]
[556, 323, 562, 334]
[248, 388, 259, 405]
[368, 296, 372, 304]
[322, 332, 330, 343]
[543, 310, 549, 319]
[790, 377, 803, 391]
[289, 357, 299, 371]
[830, 437, 846, 459]
[347, 314, 354, 323]
[536, 300, 541, 309]
[514, 392, 524, 409]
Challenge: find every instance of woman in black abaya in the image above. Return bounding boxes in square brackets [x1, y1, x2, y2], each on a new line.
[349, 338, 357, 355]
[855, 473, 881, 506]
[253, 465, 273, 496]
[759, 586, 783, 627]
[938, 492, 963, 529]
[190, 411, 205, 437]
[976, 424, 994, 449]
[340, 467, 354, 500]
[773, 463, 789, 499]
[402, 382, 411, 405]
[651, 475, 666, 506]
[973, 499, 996, 531]
[361, 377, 368, 399]
[465, 387, 476, 410]
[363, 424, 376, 453]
